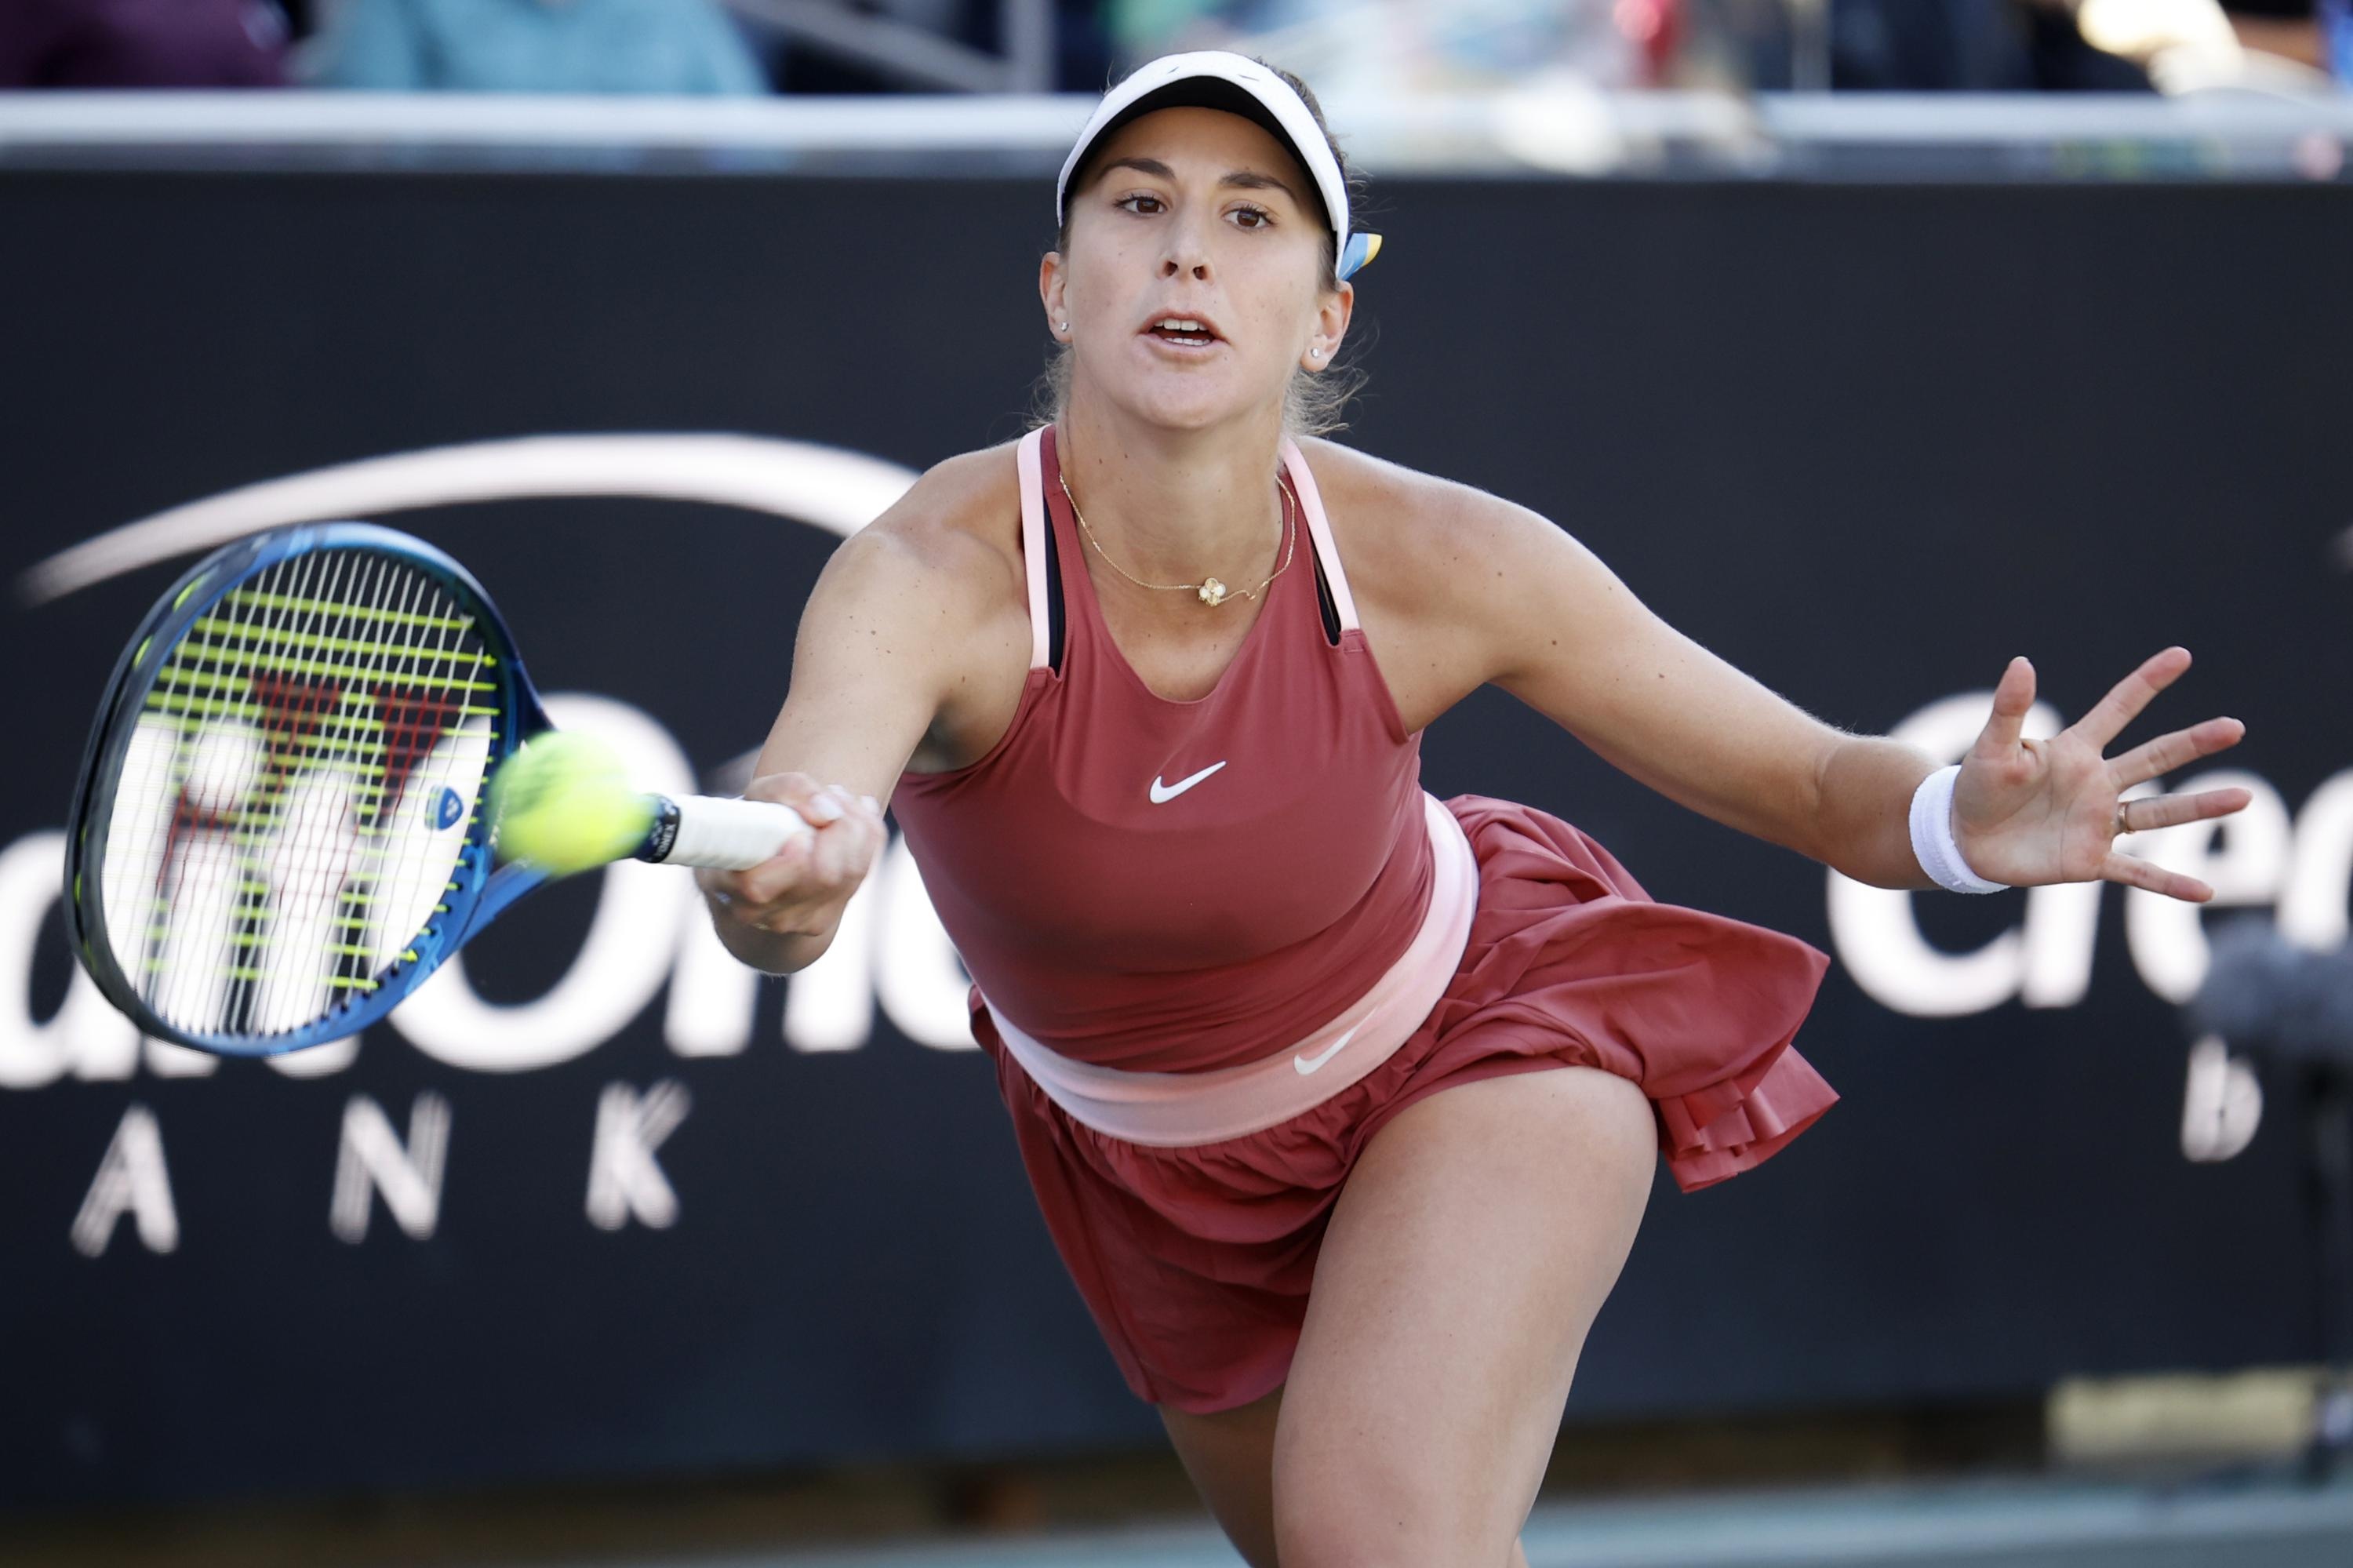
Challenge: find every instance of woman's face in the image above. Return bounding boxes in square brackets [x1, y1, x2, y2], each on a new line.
[1044, 105, 1351, 433]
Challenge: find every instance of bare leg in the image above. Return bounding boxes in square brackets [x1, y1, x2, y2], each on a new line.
[1270, 1067, 1656, 1567]
[1161, 1383, 1285, 1568]
[1164, 1381, 1532, 1566]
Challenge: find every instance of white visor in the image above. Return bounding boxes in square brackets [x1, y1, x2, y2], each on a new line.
[1056, 52, 1377, 281]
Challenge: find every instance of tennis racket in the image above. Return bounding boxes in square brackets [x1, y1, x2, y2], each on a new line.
[62, 521, 809, 1057]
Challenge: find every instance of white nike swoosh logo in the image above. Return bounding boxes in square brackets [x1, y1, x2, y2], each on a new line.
[1293, 1024, 1361, 1076]
[1148, 760, 1227, 804]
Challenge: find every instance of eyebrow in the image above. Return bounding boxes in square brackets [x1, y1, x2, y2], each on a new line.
[1096, 155, 1303, 206]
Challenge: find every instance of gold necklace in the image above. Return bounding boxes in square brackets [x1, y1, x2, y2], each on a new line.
[1057, 465, 1296, 607]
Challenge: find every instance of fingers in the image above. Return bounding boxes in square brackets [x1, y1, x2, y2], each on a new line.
[2112, 786, 2253, 837]
[2074, 645, 2191, 753]
[711, 777, 887, 934]
[734, 830, 816, 906]
[1972, 654, 2037, 759]
[743, 770, 835, 819]
[2105, 715, 2246, 791]
[2099, 849, 2213, 904]
[809, 790, 882, 885]
[2098, 779, 2256, 902]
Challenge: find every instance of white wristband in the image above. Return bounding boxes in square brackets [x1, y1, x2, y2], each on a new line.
[1908, 763, 2006, 894]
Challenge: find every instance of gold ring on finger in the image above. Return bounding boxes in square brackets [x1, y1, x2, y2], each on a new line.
[2114, 800, 2133, 837]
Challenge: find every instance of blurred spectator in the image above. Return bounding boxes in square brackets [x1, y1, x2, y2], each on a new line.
[2070, 0, 2336, 92]
[1827, 0, 2151, 91]
[0, 0, 289, 88]
[738, 0, 1112, 96]
[301, 0, 765, 94]
[1104, 1, 2157, 94]
[2224, 1, 2323, 67]
[1106, 1, 1650, 93]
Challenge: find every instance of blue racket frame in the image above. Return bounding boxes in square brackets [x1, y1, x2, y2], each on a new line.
[64, 521, 560, 1056]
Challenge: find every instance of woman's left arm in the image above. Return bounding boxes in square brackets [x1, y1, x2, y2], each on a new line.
[1451, 489, 2251, 901]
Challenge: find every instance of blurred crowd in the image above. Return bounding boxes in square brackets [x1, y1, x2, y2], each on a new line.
[0, 0, 2343, 95]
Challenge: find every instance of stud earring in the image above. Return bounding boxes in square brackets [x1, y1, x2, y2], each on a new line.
[1309, 346, 1326, 359]
[1057, 320, 1069, 332]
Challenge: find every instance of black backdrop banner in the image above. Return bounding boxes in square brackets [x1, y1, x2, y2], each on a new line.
[1, 170, 2342, 1507]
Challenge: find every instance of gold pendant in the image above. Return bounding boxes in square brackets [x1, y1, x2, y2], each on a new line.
[1198, 577, 1228, 606]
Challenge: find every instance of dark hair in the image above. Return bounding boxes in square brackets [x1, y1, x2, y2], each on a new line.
[1031, 57, 1370, 438]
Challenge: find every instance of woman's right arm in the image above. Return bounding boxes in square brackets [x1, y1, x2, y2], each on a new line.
[697, 460, 1026, 974]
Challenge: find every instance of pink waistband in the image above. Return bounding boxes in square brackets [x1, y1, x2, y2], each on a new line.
[980, 791, 1479, 1148]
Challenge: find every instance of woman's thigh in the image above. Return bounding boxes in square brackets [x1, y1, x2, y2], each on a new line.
[1271, 1064, 1657, 1568]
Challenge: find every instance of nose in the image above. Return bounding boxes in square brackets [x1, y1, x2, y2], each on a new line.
[1160, 209, 1213, 281]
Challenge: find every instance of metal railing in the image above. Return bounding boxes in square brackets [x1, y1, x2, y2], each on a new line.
[1, 88, 2349, 181]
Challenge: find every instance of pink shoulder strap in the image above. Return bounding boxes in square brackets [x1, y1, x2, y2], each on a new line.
[1016, 427, 1052, 671]
[1279, 435, 1358, 634]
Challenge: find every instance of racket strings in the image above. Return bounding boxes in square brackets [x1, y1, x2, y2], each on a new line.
[107, 548, 497, 1039]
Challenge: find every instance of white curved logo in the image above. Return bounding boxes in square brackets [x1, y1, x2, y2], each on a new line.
[1148, 760, 1227, 804]
[16, 431, 919, 605]
[1293, 1022, 1358, 1076]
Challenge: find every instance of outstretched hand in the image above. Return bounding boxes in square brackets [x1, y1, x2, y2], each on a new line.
[1949, 646, 2249, 903]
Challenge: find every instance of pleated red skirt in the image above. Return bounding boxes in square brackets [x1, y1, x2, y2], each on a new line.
[968, 793, 1838, 1414]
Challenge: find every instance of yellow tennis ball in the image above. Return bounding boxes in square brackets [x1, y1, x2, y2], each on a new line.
[488, 732, 653, 875]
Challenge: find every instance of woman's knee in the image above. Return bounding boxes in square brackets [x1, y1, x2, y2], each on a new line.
[1271, 1467, 1519, 1568]
[1273, 1416, 1525, 1568]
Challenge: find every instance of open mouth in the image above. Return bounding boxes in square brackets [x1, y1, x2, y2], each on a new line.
[1144, 316, 1220, 348]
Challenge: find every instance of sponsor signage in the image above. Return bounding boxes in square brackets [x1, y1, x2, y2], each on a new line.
[0, 170, 2333, 1504]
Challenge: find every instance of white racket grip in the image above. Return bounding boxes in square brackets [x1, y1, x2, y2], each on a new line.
[638, 793, 812, 871]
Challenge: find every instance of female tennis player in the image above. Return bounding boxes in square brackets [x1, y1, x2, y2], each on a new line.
[695, 51, 2253, 1568]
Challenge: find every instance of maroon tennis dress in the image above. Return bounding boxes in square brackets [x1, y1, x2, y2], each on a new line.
[889, 424, 1837, 1414]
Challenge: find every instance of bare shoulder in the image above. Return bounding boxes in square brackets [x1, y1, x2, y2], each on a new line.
[787, 438, 1035, 773]
[1286, 438, 1847, 857]
[1286, 437, 1601, 701]
[828, 438, 1026, 621]
[1287, 436, 1577, 613]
